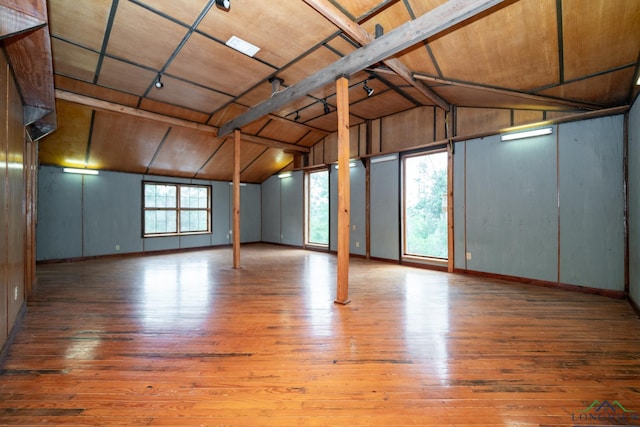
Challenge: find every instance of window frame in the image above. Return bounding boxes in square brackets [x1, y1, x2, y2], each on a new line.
[401, 149, 449, 262]
[304, 168, 330, 248]
[142, 181, 212, 238]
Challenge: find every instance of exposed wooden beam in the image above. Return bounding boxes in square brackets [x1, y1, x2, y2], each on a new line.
[0, 4, 45, 40]
[335, 76, 351, 305]
[56, 89, 220, 134]
[218, 0, 504, 136]
[303, 0, 451, 111]
[55, 89, 309, 152]
[413, 73, 602, 111]
[239, 133, 309, 153]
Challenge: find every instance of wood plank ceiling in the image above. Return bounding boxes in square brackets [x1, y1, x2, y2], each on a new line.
[37, 0, 640, 183]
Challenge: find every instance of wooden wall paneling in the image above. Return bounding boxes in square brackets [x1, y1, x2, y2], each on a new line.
[257, 120, 310, 144]
[428, 0, 558, 90]
[97, 58, 158, 97]
[240, 149, 293, 184]
[324, 133, 337, 164]
[456, 107, 512, 138]
[47, 0, 111, 51]
[167, 33, 275, 97]
[106, 0, 186, 71]
[6, 69, 25, 330]
[436, 107, 446, 141]
[196, 139, 234, 181]
[349, 89, 415, 120]
[54, 75, 140, 107]
[146, 127, 223, 178]
[295, 130, 325, 148]
[513, 110, 545, 127]
[196, 0, 338, 69]
[51, 38, 99, 82]
[381, 106, 434, 152]
[138, 98, 209, 124]
[562, 0, 640, 81]
[89, 111, 170, 173]
[539, 68, 637, 108]
[358, 123, 367, 157]
[370, 118, 381, 155]
[0, 52, 8, 345]
[147, 74, 234, 114]
[38, 100, 92, 167]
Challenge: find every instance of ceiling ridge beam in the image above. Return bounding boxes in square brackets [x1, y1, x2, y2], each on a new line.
[303, 0, 450, 111]
[218, 0, 504, 136]
[413, 73, 602, 111]
[54, 89, 309, 153]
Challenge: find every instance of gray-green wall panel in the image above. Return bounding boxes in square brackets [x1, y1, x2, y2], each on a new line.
[630, 99, 640, 305]
[453, 142, 466, 270]
[370, 156, 399, 261]
[36, 166, 84, 260]
[465, 132, 558, 281]
[558, 116, 624, 290]
[83, 170, 142, 257]
[261, 175, 281, 243]
[281, 171, 303, 246]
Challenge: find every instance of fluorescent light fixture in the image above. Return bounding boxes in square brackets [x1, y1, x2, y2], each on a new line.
[278, 172, 292, 179]
[637, 74, 640, 85]
[226, 36, 260, 57]
[371, 154, 398, 164]
[63, 167, 99, 175]
[334, 161, 357, 170]
[501, 127, 553, 142]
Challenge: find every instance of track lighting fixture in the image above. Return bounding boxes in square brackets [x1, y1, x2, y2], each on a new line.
[154, 74, 163, 89]
[323, 99, 330, 115]
[363, 80, 374, 97]
[215, 0, 230, 10]
[294, 111, 300, 122]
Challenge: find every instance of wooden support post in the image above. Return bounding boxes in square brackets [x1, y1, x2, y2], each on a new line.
[447, 141, 455, 273]
[233, 129, 241, 269]
[335, 76, 351, 305]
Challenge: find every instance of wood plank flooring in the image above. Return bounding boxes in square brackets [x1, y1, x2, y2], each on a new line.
[1, 244, 639, 426]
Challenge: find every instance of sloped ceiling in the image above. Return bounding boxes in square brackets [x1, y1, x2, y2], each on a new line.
[38, 0, 640, 183]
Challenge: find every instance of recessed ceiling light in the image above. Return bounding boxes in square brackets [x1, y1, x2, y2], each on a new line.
[226, 36, 260, 57]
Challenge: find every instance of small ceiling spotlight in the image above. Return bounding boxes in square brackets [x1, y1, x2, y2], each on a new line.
[363, 80, 374, 97]
[215, 0, 230, 10]
[294, 111, 300, 122]
[154, 74, 163, 89]
[323, 99, 330, 115]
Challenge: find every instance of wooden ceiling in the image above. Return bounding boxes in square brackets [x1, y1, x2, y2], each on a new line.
[30, 0, 640, 182]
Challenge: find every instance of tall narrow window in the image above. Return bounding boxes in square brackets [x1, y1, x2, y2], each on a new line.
[306, 170, 329, 246]
[403, 150, 448, 259]
[143, 182, 211, 237]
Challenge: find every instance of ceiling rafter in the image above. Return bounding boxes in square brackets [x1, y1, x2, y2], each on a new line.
[218, 0, 504, 136]
[55, 89, 309, 153]
[302, 0, 450, 111]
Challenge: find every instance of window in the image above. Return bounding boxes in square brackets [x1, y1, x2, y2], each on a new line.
[403, 150, 448, 259]
[306, 170, 329, 246]
[143, 182, 211, 237]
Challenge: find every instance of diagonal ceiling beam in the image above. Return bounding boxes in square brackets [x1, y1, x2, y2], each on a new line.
[303, 0, 450, 112]
[218, 0, 504, 136]
[54, 89, 309, 153]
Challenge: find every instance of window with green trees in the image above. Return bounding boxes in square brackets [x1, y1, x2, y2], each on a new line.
[143, 182, 211, 237]
[403, 151, 448, 259]
[306, 170, 329, 246]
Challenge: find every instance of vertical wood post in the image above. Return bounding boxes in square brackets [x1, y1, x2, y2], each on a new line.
[447, 141, 454, 273]
[335, 76, 351, 305]
[233, 129, 241, 269]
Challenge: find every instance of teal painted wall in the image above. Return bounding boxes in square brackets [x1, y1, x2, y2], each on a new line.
[629, 98, 640, 305]
[370, 155, 399, 261]
[36, 166, 260, 261]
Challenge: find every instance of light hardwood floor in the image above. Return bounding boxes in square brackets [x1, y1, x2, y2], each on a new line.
[1, 244, 639, 426]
